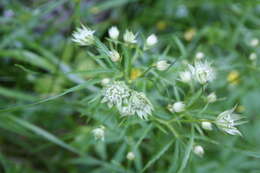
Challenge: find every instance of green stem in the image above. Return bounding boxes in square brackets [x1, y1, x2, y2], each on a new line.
[154, 118, 180, 138]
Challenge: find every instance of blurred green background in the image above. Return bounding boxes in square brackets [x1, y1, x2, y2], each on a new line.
[1, 0, 260, 172]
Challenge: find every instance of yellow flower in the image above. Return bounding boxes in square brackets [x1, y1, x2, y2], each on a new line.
[156, 21, 167, 31]
[130, 68, 142, 80]
[184, 28, 196, 41]
[227, 70, 240, 85]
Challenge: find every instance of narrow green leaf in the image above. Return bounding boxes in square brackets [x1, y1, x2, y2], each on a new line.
[8, 115, 80, 155]
[177, 127, 194, 173]
[0, 86, 36, 102]
[142, 140, 174, 172]
[0, 79, 99, 112]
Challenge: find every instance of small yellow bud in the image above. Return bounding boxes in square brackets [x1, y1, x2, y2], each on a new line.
[184, 28, 196, 41]
[156, 21, 167, 31]
[236, 105, 245, 113]
[227, 70, 240, 85]
[130, 68, 142, 80]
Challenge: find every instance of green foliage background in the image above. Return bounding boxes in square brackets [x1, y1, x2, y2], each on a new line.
[0, 0, 260, 172]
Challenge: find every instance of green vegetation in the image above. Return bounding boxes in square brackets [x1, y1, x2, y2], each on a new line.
[0, 0, 260, 172]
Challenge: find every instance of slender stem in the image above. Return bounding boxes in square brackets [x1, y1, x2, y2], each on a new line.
[139, 65, 154, 78]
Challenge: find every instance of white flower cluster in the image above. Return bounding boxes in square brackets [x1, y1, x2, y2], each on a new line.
[71, 24, 95, 46]
[123, 30, 138, 44]
[101, 81, 130, 109]
[216, 107, 243, 136]
[188, 60, 216, 84]
[120, 91, 154, 120]
[180, 60, 215, 84]
[101, 81, 153, 120]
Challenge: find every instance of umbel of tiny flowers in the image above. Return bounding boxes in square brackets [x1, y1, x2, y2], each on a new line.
[215, 107, 243, 136]
[201, 121, 213, 131]
[101, 81, 154, 120]
[71, 24, 95, 46]
[126, 152, 135, 161]
[156, 60, 170, 71]
[146, 34, 158, 47]
[120, 91, 154, 120]
[123, 30, 137, 44]
[168, 101, 185, 113]
[92, 126, 105, 141]
[193, 145, 204, 157]
[108, 26, 119, 40]
[207, 92, 217, 103]
[109, 50, 120, 62]
[188, 60, 216, 84]
[101, 81, 131, 109]
[179, 71, 192, 83]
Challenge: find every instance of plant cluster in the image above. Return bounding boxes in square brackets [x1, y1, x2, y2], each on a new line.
[71, 24, 246, 161]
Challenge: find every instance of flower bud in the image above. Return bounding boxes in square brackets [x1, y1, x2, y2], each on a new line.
[92, 126, 105, 141]
[207, 92, 217, 103]
[109, 50, 120, 62]
[108, 26, 119, 40]
[146, 34, 158, 46]
[126, 152, 135, 161]
[168, 102, 185, 113]
[250, 38, 259, 47]
[249, 53, 257, 61]
[201, 121, 213, 131]
[193, 145, 204, 157]
[195, 52, 204, 60]
[101, 78, 110, 86]
[156, 60, 170, 71]
[179, 71, 192, 83]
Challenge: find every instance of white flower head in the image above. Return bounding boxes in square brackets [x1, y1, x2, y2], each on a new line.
[72, 24, 95, 46]
[101, 78, 110, 86]
[250, 38, 259, 47]
[168, 101, 185, 113]
[189, 61, 216, 84]
[101, 81, 131, 109]
[120, 91, 154, 120]
[108, 26, 119, 40]
[249, 53, 257, 61]
[123, 30, 137, 44]
[207, 92, 217, 103]
[146, 34, 158, 46]
[216, 107, 243, 136]
[179, 71, 192, 83]
[92, 126, 105, 141]
[193, 145, 204, 157]
[195, 52, 205, 60]
[126, 152, 135, 161]
[156, 60, 170, 71]
[109, 50, 120, 62]
[201, 121, 213, 131]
